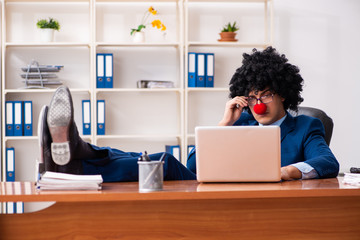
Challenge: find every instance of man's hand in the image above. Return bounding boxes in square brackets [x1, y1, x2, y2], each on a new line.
[281, 165, 302, 181]
[218, 96, 248, 126]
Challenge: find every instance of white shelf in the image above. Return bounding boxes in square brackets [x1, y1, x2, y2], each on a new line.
[187, 0, 267, 2]
[186, 87, 228, 92]
[4, 136, 38, 141]
[96, 0, 178, 2]
[4, 88, 91, 94]
[4, 135, 91, 141]
[188, 41, 271, 48]
[95, 88, 182, 93]
[5, 42, 91, 47]
[96, 42, 180, 47]
[96, 134, 182, 140]
[5, 0, 89, 3]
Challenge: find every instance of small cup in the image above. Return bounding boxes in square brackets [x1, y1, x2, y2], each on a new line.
[138, 161, 164, 192]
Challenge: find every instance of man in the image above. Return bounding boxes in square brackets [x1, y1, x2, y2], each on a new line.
[187, 47, 339, 180]
[39, 86, 196, 182]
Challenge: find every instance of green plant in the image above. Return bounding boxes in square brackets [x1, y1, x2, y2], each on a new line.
[221, 22, 239, 32]
[36, 18, 61, 31]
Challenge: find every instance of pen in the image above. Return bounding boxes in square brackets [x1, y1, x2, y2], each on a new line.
[143, 151, 151, 161]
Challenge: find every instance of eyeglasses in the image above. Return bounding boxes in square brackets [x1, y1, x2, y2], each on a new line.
[247, 93, 274, 106]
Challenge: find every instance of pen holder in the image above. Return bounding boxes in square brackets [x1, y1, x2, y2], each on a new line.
[138, 161, 164, 192]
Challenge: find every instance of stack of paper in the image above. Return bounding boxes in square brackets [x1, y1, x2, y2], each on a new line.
[37, 171, 103, 191]
[343, 172, 360, 187]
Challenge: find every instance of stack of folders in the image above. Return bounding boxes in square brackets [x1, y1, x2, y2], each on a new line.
[343, 172, 360, 187]
[5, 147, 24, 214]
[21, 63, 64, 88]
[188, 52, 215, 88]
[5, 101, 33, 136]
[96, 53, 113, 88]
[37, 171, 103, 191]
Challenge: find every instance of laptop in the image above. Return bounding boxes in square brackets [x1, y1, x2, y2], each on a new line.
[195, 126, 281, 182]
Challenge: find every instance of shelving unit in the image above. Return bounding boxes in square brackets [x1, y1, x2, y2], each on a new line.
[1, 0, 273, 187]
[183, 0, 273, 156]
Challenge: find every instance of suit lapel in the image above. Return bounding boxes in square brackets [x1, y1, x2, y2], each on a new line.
[248, 119, 258, 126]
[280, 112, 296, 141]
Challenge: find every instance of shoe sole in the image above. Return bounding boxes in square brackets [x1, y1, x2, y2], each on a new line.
[47, 87, 72, 165]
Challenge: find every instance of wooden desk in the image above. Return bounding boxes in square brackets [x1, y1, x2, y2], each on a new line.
[1, 177, 360, 240]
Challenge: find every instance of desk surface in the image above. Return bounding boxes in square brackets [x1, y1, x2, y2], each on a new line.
[1, 177, 360, 240]
[1, 177, 359, 202]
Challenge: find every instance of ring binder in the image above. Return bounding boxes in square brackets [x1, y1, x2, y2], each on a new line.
[23, 101, 33, 136]
[188, 52, 197, 88]
[97, 100, 105, 135]
[5, 101, 14, 136]
[82, 100, 91, 135]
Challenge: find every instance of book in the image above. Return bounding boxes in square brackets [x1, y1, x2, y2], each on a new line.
[343, 172, 360, 187]
[37, 171, 103, 191]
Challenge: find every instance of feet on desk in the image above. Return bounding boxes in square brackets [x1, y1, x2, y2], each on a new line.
[39, 86, 86, 174]
[47, 86, 73, 166]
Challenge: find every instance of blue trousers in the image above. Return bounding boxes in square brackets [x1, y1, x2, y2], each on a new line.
[81, 144, 196, 182]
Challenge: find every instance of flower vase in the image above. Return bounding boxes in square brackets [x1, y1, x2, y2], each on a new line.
[40, 28, 55, 42]
[133, 32, 145, 43]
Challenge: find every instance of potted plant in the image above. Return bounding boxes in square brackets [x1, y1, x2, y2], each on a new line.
[218, 21, 239, 42]
[130, 6, 166, 43]
[36, 18, 61, 42]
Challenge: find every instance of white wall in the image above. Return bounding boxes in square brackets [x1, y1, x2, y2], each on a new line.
[273, 0, 360, 173]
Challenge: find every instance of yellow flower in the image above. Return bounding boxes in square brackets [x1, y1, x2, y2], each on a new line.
[148, 6, 157, 15]
[131, 6, 166, 35]
[151, 20, 162, 29]
[161, 24, 166, 31]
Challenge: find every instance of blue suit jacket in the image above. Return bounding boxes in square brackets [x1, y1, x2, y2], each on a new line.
[187, 112, 339, 179]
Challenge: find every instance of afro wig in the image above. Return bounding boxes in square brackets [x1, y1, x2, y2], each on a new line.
[229, 47, 304, 112]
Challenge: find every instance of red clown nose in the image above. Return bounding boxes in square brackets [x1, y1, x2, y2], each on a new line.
[253, 103, 267, 115]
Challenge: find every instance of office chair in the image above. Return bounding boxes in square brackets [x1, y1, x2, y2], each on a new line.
[289, 107, 334, 146]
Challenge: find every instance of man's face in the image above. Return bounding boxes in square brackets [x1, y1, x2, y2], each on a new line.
[247, 89, 286, 125]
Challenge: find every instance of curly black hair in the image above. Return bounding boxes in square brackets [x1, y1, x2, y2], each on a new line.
[229, 46, 304, 112]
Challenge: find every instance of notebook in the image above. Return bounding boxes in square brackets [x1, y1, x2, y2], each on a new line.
[195, 126, 281, 182]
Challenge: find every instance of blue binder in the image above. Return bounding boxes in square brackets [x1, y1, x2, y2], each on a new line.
[82, 100, 91, 135]
[23, 101, 33, 136]
[13, 101, 23, 136]
[196, 53, 205, 87]
[165, 145, 181, 162]
[5, 101, 14, 136]
[104, 53, 113, 88]
[205, 53, 215, 87]
[96, 53, 105, 88]
[188, 52, 197, 87]
[97, 100, 105, 135]
[187, 145, 195, 155]
[6, 147, 15, 182]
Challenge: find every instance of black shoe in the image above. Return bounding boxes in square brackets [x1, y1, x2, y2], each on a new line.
[38, 105, 56, 173]
[47, 86, 73, 166]
[47, 86, 89, 174]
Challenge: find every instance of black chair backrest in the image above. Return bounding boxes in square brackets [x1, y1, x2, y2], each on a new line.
[289, 107, 334, 146]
